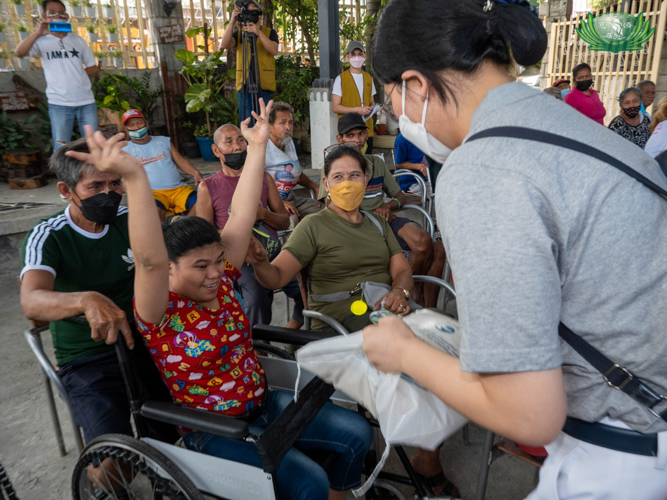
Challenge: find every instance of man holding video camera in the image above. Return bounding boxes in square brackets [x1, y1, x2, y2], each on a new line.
[220, 0, 279, 123]
[15, 0, 98, 151]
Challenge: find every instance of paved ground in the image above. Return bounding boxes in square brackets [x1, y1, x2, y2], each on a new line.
[0, 152, 539, 499]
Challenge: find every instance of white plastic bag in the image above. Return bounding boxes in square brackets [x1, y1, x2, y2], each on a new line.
[296, 309, 468, 496]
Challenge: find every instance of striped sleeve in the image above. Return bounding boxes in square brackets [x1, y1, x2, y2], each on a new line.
[20, 214, 67, 280]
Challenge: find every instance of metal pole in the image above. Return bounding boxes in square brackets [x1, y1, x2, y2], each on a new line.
[317, 0, 340, 82]
[475, 430, 495, 500]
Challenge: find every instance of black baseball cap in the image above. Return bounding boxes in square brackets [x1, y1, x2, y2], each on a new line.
[338, 113, 368, 135]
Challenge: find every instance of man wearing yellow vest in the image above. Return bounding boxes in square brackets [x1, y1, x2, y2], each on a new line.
[220, 1, 279, 123]
[332, 41, 377, 153]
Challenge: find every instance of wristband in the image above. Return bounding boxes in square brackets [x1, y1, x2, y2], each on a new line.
[392, 198, 401, 209]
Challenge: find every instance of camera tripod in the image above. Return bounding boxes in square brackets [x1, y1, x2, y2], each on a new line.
[240, 30, 262, 120]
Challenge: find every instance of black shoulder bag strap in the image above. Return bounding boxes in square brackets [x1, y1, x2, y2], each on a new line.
[467, 126, 667, 422]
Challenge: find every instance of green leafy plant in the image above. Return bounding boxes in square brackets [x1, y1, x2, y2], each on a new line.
[103, 0, 114, 6]
[0, 22, 8, 33]
[92, 72, 167, 122]
[0, 50, 12, 60]
[9, 0, 24, 5]
[15, 22, 29, 32]
[70, 0, 81, 5]
[83, 0, 94, 7]
[0, 111, 37, 152]
[120, 72, 168, 125]
[176, 48, 237, 137]
[110, 49, 123, 58]
[106, 24, 117, 33]
[272, 55, 319, 125]
[85, 23, 97, 33]
[93, 73, 132, 116]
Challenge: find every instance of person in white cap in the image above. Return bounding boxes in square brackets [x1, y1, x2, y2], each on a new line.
[332, 41, 377, 153]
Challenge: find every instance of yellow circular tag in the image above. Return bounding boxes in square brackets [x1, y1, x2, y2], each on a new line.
[350, 300, 368, 316]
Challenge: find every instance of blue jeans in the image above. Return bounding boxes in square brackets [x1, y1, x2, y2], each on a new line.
[182, 390, 372, 500]
[49, 102, 98, 151]
[238, 90, 273, 125]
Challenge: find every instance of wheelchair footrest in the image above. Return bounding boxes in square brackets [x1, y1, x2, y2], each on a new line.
[140, 401, 249, 440]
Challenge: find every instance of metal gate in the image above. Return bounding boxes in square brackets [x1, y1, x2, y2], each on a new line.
[545, 0, 667, 124]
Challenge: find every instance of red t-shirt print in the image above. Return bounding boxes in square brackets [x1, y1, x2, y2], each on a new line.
[134, 263, 266, 416]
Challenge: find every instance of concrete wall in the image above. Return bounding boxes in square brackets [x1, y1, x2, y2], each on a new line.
[0, 67, 165, 124]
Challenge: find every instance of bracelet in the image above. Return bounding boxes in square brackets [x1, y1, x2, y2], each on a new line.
[392, 198, 402, 209]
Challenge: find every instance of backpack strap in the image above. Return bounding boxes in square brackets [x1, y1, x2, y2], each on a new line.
[361, 210, 384, 237]
[467, 126, 667, 423]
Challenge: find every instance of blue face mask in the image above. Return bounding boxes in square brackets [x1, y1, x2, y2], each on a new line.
[561, 89, 570, 99]
[128, 127, 148, 140]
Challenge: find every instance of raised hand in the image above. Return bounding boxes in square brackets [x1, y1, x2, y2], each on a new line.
[65, 125, 142, 178]
[241, 98, 273, 145]
[37, 21, 50, 37]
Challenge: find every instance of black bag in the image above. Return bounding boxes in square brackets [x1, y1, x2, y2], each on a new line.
[253, 222, 282, 261]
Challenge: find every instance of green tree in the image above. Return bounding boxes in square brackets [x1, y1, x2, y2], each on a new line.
[273, 0, 318, 62]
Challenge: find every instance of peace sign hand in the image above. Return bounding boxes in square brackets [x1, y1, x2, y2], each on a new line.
[65, 125, 143, 179]
[240, 98, 273, 146]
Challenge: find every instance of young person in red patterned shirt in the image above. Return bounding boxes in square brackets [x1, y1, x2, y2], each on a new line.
[67, 100, 372, 500]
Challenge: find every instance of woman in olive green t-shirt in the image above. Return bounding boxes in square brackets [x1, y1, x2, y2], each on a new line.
[246, 145, 414, 331]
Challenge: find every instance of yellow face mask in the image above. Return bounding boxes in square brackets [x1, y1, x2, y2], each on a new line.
[327, 180, 366, 212]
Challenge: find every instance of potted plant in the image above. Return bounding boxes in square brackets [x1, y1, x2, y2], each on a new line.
[0, 51, 10, 69]
[70, 0, 83, 17]
[176, 48, 237, 161]
[179, 120, 201, 158]
[18, 56, 30, 69]
[84, 0, 97, 18]
[15, 22, 30, 41]
[102, 0, 114, 18]
[85, 23, 98, 42]
[0, 22, 8, 43]
[106, 23, 118, 43]
[93, 50, 106, 66]
[11, 0, 25, 18]
[111, 49, 123, 68]
[0, 111, 47, 189]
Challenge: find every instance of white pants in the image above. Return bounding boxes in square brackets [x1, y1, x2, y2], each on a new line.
[526, 421, 667, 500]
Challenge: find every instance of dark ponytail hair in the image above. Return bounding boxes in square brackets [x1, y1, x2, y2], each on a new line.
[373, 0, 547, 104]
[162, 216, 222, 261]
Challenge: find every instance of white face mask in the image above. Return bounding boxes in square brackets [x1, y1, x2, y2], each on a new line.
[349, 56, 365, 69]
[398, 80, 453, 164]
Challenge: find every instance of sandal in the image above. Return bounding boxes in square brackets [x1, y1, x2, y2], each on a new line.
[415, 470, 460, 498]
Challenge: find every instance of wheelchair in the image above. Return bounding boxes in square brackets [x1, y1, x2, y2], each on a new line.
[65, 277, 459, 500]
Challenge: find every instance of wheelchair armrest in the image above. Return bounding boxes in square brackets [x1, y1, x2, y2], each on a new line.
[140, 401, 249, 440]
[252, 325, 337, 346]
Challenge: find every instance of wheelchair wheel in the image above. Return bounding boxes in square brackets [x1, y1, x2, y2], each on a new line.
[72, 434, 203, 500]
[370, 480, 408, 500]
[0, 462, 18, 500]
[253, 341, 295, 360]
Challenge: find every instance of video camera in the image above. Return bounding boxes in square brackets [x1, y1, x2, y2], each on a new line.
[234, 0, 262, 25]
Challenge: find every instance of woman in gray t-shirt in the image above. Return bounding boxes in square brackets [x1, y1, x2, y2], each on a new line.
[362, 0, 667, 498]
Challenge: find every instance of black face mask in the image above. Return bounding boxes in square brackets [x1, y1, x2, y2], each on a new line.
[223, 151, 247, 170]
[576, 79, 594, 92]
[76, 191, 122, 225]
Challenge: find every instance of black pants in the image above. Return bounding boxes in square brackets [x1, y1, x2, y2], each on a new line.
[59, 324, 178, 444]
